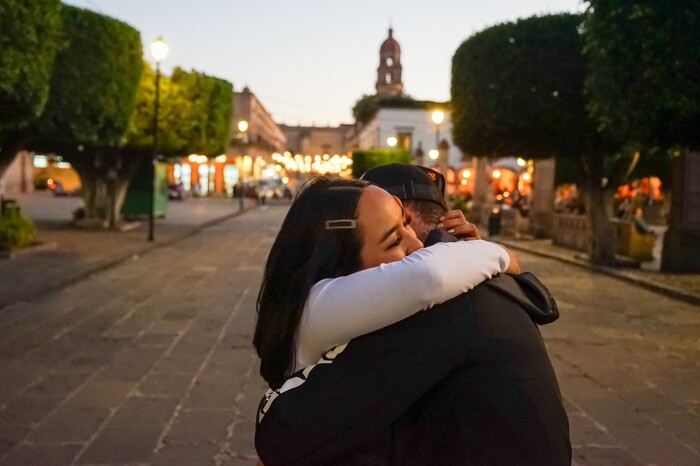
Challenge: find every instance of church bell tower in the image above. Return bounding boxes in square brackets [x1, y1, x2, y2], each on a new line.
[376, 28, 403, 96]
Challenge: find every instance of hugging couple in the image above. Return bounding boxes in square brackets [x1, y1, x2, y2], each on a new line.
[253, 164, 570, 465]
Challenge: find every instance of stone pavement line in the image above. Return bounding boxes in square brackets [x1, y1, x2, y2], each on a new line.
[0, 271, 195, 462]
[562, 376, 664, 466]
[209, 236, 268, 465]
[496, 237, 700, 306]
[151, 285, 251, 457]
[0, 203, 258, 312]
[528, 253, 700, 466]
[0, 205, 275, 465]
[69, 319, 197, 465]
[7, 366, 109, 445]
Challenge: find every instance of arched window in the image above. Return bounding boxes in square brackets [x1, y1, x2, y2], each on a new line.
[386, 57, 394, 66]
[386, 73, 392, 84]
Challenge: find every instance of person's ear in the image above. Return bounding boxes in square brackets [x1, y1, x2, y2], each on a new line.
[392, 195, 404, 209]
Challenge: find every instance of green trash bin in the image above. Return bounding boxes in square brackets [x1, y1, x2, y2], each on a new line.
[122, 159, 168, 219]
[488, 207, 502, 236]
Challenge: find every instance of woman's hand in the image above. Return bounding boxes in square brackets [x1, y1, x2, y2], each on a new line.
[438, 210, 481, 240]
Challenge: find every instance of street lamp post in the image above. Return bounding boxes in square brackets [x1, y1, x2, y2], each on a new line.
[431, 110, 446, 173]
[237, 120, 249, 211]
[148, 36, 169, 242]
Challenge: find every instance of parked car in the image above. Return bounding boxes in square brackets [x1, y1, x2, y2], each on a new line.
[50, 180, 82, 196]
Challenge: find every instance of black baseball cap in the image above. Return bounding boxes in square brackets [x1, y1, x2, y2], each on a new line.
[360, 164, 447, 210]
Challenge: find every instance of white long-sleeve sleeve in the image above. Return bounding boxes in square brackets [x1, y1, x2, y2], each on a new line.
[293, 239, 510, 371]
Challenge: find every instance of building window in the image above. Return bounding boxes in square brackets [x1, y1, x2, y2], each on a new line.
[386, 73, 392, 84]
[386, 57, 394, 66]
[397, 132, 413, 151]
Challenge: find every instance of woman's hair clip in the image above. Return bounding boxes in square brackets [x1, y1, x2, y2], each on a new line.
[325, 219, 357, 230]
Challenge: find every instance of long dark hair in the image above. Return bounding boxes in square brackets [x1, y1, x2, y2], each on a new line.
[254, 177, 369, 389]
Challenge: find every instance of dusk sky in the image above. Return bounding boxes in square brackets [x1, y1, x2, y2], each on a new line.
[63, 0, 585, 127]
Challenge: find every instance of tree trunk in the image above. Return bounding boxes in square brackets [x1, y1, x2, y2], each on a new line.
[661, 150, 700, 272]
[105, 149, 119, 228]
[69, 150, 100, 220]
[105, 149, 146, 228]
[583, 153, 617, 266]
[67, 148, 147, 228]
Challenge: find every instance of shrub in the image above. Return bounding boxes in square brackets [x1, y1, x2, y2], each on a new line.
[0, 214, 37, 250]
[351, 149, 412, 178]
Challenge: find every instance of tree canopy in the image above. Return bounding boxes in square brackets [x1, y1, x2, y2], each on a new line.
[171, 68, 233, 155]
[351, 149, 412, 178]
[125, 65, 233, 157]
[36, 4, 143, 150]
[451, 13, 625, 265]
[451, 14, 602, 160]
[584, 0, 700, 150]
[0, 0, 62, 141]
[352, 94, 446, 126]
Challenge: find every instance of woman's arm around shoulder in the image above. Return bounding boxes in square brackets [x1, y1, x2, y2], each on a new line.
[296, 239, 509, 368]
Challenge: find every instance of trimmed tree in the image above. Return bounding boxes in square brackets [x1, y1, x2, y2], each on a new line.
[125, 65, 233, 157]
[584, 0, 700, 271]
[170, 68, 233, 156]
[352, 93, 446, 127]
[452, 13, 624, 265]
[351, 149, 412, 179]
[34, 5, 143, 227]
[0, 0, 63, 175]
[125, 63, 189, 155]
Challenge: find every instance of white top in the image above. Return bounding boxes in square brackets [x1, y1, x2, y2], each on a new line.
[293, 239, 510, 372]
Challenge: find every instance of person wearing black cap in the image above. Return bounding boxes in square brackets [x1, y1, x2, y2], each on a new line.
[255, 167, 570, 465]
[361, 163, 479, 243]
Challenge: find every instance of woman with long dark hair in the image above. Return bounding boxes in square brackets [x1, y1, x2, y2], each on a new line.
[254, 177, 511, 390]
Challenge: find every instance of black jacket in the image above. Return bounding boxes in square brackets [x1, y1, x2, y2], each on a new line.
[256, 233, 570, 465]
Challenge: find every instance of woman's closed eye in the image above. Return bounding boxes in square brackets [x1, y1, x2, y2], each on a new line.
[388, 218, 413, 249]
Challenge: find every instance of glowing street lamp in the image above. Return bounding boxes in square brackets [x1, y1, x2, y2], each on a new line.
[148, 36, 169, 242]
[387, 136, 398, 148]
[431, 110, 444, 150]
[431, 110, 446, 172]
[431, 110, 445, 125]
[235, 120, 250, 210]
[428, 149, 440, 161]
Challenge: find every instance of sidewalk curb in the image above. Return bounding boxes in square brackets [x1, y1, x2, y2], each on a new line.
[0, 205, 258, 311]
[497, 238, 700, 306]
[0, 241, 57, 259]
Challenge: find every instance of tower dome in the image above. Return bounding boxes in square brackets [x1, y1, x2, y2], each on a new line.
[376, 28, 403, 96]
[380, 28, 401, 54]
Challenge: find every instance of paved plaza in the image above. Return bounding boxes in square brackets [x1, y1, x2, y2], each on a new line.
[0, 199, 698, 465]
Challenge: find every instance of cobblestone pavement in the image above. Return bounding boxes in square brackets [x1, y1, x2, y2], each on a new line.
[496, 235, 700, 304]
[527, 255, 700, 466]
[0, 193, 257, 309]
[0, 203, 276, 465]
[1, 203, 698, 465]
